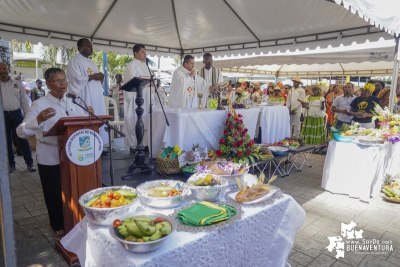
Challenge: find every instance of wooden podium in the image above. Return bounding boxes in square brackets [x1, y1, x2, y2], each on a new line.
[44, 115, 112, 266]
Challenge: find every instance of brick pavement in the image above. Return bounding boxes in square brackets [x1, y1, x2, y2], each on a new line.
[9, 150, 400, 267]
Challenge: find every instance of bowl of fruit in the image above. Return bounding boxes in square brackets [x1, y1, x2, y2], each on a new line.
[79, 186, 138, 225]
[267, 146, 288, 156]
[136, 180, 189, 208]
[333, 130, 355, 142]
[110, 212, 176, 253]
[278, 139, 301, 151]
[187, 174, 228, 201]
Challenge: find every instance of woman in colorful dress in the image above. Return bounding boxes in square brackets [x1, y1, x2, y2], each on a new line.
[325, 84, 340, 127]
[298, 85, 326, 145]
[269, 86, 286, 105]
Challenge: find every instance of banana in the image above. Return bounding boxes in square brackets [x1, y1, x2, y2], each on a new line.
[125, 236, 137, 242]
[123, 216, 152, 223]
[135, 220, 156, 236]
[149, 228, 163, 241]
[143, 236, 151, 242]
[117, 225, 131, 237]
[159, 222, 172, 235]
[125, 223, 147, 237]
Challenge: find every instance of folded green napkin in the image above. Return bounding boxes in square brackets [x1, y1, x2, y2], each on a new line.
[177, 201, 237, 227]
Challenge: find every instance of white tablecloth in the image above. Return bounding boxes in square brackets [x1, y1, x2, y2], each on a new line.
[61, 194, 305, 267]
[257, 106, 290, 144]
[152, 108, 260, 156]
[322, 141, 400, 202]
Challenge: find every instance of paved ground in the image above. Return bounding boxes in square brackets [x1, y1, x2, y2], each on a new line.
[7, 144, 400, 267]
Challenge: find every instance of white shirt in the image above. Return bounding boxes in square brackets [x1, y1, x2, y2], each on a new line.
[332, 94, 357, 123]
[67, 53, 108, 144]
[16, 93, 86, 165]
[203, 67, 224, 85]
[0, 78, 30, 114]
[286, 87, 306, 113]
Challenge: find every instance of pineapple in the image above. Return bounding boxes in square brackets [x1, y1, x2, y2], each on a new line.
[383, 174, 393, 189]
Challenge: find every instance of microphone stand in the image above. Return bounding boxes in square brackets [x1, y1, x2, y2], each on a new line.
[122, 60, 169, 179]
[71, 97, 125, 186]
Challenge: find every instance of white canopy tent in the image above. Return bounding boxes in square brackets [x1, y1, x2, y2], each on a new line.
[0, 0, 398, 57]
[193, 43, 400, 77]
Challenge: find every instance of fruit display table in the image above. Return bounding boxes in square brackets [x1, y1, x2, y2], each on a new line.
[152, 107, 260, 157]
[322, 140, 400, 202]
[61, 194, 305, 267]
[257, 106, 290, 144]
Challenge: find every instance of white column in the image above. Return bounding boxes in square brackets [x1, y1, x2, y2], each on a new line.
[389, 37, 399, 113]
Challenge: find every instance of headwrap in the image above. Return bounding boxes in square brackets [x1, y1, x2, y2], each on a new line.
[363, 83, 375, 92]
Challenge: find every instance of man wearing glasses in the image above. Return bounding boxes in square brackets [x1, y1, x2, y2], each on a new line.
[331, 83, 356, 129]
[0, 62, 35, 173]
[66, 38, 108, 146]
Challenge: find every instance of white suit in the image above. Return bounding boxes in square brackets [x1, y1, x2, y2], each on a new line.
[123, 59, 151, 148]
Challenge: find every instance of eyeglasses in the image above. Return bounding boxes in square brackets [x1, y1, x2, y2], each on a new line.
[51, 79, 68, 84]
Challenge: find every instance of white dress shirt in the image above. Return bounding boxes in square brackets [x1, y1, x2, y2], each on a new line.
[286, 87, 306, 113]
[332, 94, 357, 123]
[0, 78, 30, 114]
[17, 93, 86, 165]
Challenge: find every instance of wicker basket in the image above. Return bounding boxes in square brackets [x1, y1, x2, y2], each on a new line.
[156, 148, 182, 174]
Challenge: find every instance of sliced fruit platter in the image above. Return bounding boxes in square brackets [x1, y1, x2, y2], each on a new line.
[110, 213, 176, 253]
[382, 174, 400, 203]
[187, 174, 228, 201]
[78, 186, 138, 225]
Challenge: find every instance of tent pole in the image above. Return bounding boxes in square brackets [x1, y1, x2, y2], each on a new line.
[358, 76, 360, 86]
[389, 36, 399, 113]
[35, 57, 38, 79]
[103, 52, 108, 96]
[329, 76, 331, 85]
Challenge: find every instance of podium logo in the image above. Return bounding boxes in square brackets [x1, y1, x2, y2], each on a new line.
[77, 154, 84, 161]
[78, 136, 92, 151]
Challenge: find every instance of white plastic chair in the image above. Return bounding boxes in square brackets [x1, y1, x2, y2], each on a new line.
[104, 96, 124, 141]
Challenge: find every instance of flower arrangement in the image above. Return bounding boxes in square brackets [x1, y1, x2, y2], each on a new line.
[208, 98, 218, 109]
[372, 105, 400, 124]
[216, 111, 260, 164]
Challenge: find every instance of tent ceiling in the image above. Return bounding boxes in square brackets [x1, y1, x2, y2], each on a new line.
[0, 0, 396, 56]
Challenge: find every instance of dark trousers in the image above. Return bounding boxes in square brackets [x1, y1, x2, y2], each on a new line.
[38, 164, 64, 232]
[4, 110, 33, 167]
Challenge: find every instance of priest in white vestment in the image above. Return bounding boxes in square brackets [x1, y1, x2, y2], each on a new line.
[123, 44, 152, 151]
[169, 55, 213, 109]
[198, 53, 224, 100]
[66, 38, 108, 144]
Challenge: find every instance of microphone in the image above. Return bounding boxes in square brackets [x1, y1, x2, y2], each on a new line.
[145, 57, 150, 66]
[66, 92, 79, 99]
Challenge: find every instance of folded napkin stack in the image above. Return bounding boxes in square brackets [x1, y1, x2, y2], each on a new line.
[177, 201, 237, 227]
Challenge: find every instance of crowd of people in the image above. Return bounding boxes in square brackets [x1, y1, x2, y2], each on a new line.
[2, 39, 400, 242]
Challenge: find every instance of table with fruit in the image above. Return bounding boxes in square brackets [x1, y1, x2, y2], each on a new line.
[61, 172, 306, 266]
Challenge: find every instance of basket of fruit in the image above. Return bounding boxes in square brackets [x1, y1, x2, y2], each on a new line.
[382, 174, 400, 203]
[136, 180, 189, 208]
[156, 147, 182, 175]
[110, 212, 176, 253]
[278, 139, 301, 151]
[79, 186, 138, 225]
[187, 174, 228, 201]
[333, 131, 354, 142]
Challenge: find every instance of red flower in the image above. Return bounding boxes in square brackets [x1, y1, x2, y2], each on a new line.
[237, 151, 242, 157]
[245, 128, 248, 132]
[238, 140, 244, 145]
[216, 150, 222, 156]
[238, 114, 243, 118]
[230, 124, 234, 129]
[246, 150, 250, 155]
[234, 118, 239, 122]
[228, 113, 232, 118]
[220, 139, 225, 144]
[224, 130, 228, 135]
[238, 126, 242, 131]
[242, 133, 246, 138]
[247, 143, 252, 147]
[233, 143, 237, 147]
[226, 121, 229, 126]
[234, 132, 238, 137]
[239, 120, 243, 124]
[251, 139, 254, 144]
